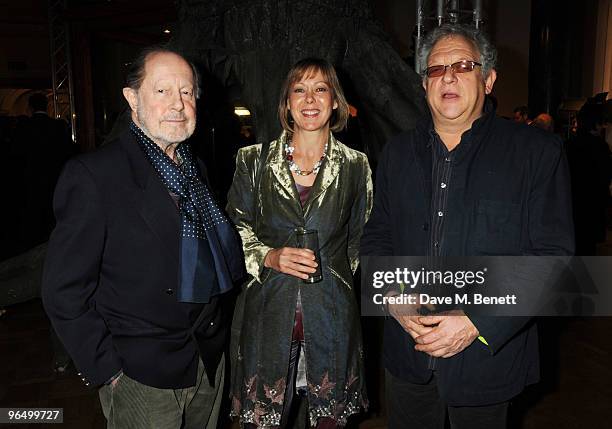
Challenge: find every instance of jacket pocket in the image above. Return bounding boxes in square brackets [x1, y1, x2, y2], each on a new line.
[473, 199, 521, 254]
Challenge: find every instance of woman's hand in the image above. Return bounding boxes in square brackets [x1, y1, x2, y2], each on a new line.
[264, 247, 318, 280]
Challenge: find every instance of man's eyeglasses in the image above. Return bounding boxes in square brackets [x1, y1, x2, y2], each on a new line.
[424, 60, 482, 78]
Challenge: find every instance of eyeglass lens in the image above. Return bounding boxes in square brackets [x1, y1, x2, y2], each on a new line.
[426, 61, 480, 77]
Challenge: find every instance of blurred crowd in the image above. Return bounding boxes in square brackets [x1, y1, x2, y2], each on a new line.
[512, 94, 612, 255]
[0, 94, 74, 261]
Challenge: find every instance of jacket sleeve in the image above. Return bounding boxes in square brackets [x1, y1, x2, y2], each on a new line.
[348, 153, 374, 273]
[41, 159, 121, 386]
[226, 147, 273, 283]
[525, 136, 575, 256]
[360, 141, 395, 257]
[470, 136, 575, 354]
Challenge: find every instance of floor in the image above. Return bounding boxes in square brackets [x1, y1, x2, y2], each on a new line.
[0, 299, 105, 429]
[2, 307, 612, 428]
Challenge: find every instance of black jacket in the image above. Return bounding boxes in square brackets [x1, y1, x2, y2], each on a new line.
[42, 128, 229, 389]
[360, 104, 574, 406]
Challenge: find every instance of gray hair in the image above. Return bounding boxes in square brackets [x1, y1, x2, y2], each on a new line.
[418, 24, 497, 80]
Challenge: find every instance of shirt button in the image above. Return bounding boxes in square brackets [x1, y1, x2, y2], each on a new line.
[434, 241, 439, 247]
[438, 211, 443, 217]
[165, 288, 174, 295]
[441, 183, 447, 188]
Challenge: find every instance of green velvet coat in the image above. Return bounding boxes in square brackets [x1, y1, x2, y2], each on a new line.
[227, 131, 372, 427]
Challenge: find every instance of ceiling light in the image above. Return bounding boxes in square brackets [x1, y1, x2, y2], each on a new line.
[234, 107, 251, 116]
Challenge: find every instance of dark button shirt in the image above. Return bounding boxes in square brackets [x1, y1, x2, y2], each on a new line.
[427, 132, 459, 371]
[429, 132, 454, 257]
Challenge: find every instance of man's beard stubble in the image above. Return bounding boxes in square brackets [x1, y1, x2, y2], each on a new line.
[135, 101, 195, 153]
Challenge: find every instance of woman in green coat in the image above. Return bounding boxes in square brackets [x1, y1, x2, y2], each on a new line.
[227, 58, 372, 428]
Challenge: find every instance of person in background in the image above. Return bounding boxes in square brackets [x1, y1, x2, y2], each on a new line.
[1, 94, 73, 370]
[566, 95, 612, 255]
[513, 105, 530, 124]
[532, 112, 555, 132]
[17, 93, 72, 254]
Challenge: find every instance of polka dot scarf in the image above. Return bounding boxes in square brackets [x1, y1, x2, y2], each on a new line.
[132, 122, 245, 303]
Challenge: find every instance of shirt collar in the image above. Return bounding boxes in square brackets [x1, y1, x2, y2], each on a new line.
[424, 97, 496, 151]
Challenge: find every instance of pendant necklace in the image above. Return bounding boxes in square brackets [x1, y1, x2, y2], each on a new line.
[284, 137, 328, 176]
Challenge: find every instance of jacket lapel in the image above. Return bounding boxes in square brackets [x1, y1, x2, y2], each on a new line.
[269, 132, 302, 209]
[121, 130, 180, 265]
[414, 126, 433, 210]
[268, 131, 343, 216]
[303, 133, 341, 212]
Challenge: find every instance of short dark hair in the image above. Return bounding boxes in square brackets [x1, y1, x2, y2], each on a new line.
[514, 105, 529, 116]
[125, 45, 201, 99]
[278, 57, 349, 134]
[577, 100, 606, 132]
[28, 93, 48, 112]
[419, 24, 497, 80]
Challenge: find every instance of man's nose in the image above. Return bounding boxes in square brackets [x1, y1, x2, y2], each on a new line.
[169, 91, 185, 110]
[442, 66, 457, 83]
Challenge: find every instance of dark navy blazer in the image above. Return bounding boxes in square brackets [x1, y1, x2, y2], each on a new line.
[42, 128, 230, 389]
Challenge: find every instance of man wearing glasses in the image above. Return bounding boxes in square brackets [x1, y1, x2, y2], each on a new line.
[361, 24, 574, 428]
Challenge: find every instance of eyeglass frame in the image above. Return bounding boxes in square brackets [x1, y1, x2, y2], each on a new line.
[423, 60, 483, 78]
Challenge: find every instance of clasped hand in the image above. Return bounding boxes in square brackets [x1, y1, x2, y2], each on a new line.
[264, 247, 318, 280]
[389, 304, 479, 358]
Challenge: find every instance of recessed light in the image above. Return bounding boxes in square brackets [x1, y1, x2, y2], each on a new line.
[234, 107, 251, 116]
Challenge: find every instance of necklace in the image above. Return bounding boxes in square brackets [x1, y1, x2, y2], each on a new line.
[284, 137, 328, 176]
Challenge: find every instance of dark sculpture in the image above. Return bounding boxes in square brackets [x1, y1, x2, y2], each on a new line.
[172, 0, 426, 164]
